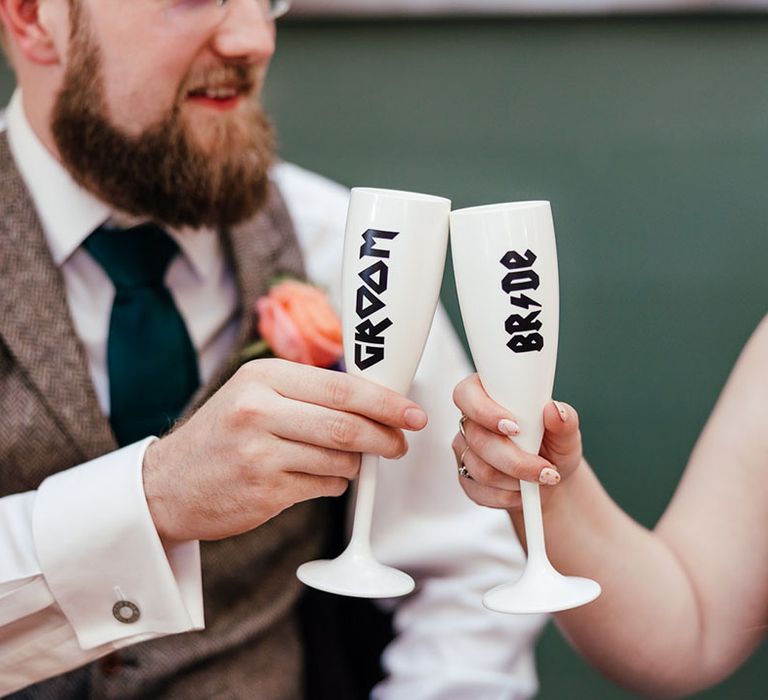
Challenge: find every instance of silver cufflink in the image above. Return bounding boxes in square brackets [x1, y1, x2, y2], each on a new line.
[113, 600, 141, 624]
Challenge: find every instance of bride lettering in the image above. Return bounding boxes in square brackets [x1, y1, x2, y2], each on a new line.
[502, 249, 544, 353]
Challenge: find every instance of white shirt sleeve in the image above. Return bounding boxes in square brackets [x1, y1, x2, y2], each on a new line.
[0, 439, 204, 696]
[274, 162, 546, 700]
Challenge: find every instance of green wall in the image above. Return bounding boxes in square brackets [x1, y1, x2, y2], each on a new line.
[3, 14, 768, 698]
[264, 18, 768, 698]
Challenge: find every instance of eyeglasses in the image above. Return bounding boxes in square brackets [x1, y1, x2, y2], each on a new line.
[215, 0, 291, 20]
[168, 0, 292, 24]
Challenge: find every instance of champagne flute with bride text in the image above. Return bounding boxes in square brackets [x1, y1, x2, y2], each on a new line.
[297, 187, 450, 598]
[451, 201, 601, 613]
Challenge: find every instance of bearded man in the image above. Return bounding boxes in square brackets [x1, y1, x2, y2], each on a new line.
[0, 1, 543, 698]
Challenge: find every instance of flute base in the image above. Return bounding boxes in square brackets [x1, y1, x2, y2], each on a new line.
[483, 565, 601, 614]
[297, 551, 415, 599]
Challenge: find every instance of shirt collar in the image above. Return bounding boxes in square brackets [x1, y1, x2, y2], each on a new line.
[5, 89, 219, 280]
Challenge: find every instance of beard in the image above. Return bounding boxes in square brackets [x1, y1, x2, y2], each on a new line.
[50, 6, 275, 230]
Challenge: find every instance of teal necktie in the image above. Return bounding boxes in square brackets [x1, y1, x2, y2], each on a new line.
[84, 224, 200, 446]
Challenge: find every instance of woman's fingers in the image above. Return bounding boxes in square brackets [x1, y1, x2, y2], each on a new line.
[453, 373, 520, 436]
[450, 374, 584, 516]
[541, 400, 583, 474]
[459, 419, 559, 485]
[452, 433, 522, 490]
[458, 474, 523, 510]
[454, 373, 582, 479]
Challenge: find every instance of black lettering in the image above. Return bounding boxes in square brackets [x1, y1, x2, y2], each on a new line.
[355, 318, 393, 346]
[358, 260, 389, 295]
[509, 293, 541, 310]
[360, 229, 399, 259]
[502, 269, 540, 293]
[507, 333, 544, 353]
[501, 249, 537, 270]
[505, 311, 542, 335]
[501, 249, 545, 354]
[356, 285, 386, 319]
[355, 344, 385, 370]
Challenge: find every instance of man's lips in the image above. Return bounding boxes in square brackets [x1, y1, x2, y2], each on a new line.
[187, 94, 241, 111]
[185, 85, 251, 111]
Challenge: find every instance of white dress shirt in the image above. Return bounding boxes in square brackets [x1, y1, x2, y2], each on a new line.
[0, 89, 545, 698]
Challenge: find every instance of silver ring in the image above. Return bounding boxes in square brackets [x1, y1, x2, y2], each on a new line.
[459, 414, 468, 438]
[458, 446, 473, 479]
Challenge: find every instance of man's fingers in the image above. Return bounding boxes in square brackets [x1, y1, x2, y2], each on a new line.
[266, 395, 408, 460]
[285, 472, 351, 503]
[244, 359, 427, 430]
[273, 438, 362, 479]
[453, 373, 519, 436]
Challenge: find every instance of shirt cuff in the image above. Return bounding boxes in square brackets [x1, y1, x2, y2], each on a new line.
[33, 438, 204, 650]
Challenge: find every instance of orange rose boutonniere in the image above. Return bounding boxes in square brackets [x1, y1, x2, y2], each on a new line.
[239, 279, 344, 369]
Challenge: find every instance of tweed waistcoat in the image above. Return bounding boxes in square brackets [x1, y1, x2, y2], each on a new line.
[0, 133, 329, 700]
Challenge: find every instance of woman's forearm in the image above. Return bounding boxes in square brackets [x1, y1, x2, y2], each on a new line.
[455, 318, 768, 695]
[511, 461, 711, 697]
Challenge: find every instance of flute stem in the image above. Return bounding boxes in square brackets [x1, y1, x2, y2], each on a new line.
[520, 480, 549, 567]
[347, 453, 378, 557]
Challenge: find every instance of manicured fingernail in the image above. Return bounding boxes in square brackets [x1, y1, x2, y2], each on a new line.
[404, 408, 428, 429]
[498, 418, 520, 436]
[553, 401, 568, 422]
[539, 467, 561, 486]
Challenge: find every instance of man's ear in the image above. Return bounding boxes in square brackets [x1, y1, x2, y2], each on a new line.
[0, 0, 62, 65]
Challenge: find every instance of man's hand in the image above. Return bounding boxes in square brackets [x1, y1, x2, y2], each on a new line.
[451, 373, 582, 511]
[142, 359, 428, 542]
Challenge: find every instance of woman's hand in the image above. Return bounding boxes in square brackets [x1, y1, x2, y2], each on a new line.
[451, 373, 583, 511]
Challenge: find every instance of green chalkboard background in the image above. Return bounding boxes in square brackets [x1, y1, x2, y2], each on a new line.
[3, 14, 768, 699]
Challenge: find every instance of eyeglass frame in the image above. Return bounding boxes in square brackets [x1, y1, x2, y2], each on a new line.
[213, 0, 292, 20]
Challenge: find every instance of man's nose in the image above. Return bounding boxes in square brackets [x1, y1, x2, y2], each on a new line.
[210, 1, 276, 63]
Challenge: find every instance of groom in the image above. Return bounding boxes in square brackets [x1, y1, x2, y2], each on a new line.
[0, 0, 543, 697]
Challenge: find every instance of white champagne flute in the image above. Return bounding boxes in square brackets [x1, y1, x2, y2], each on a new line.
[450, 201, 601, 614]
[297, 187, 450, 598]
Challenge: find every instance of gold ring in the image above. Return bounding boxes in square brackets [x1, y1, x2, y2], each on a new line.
[459, 414, 468, 438]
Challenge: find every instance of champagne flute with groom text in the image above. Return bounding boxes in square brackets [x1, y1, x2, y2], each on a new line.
[297, 188, 450, 598]
[451, 201, 601, 613]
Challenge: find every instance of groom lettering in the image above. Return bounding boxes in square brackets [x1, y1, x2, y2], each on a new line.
[355, 229, 399, 370]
